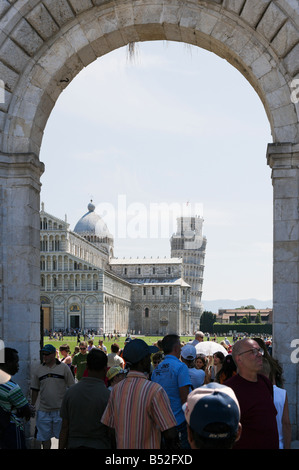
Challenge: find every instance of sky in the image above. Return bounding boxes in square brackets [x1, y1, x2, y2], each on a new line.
[39, 41, 273, 303]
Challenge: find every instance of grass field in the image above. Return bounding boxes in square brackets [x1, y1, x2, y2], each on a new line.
[43, 334, 233, 356]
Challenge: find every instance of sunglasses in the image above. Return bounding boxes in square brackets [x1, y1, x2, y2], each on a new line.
[238, 347, 264, 357]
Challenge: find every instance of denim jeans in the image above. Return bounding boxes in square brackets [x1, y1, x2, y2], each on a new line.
[176, 420, 191, 449]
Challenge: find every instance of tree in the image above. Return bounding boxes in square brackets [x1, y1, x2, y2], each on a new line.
[255, 312, 262, 324]
[240, 316, 248, 324]
[200, 311, 216, 332]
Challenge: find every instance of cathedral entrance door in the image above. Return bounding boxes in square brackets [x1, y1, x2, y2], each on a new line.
[70, 315, 80, 330]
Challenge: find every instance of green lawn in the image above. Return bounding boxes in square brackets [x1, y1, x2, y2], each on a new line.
[43, 334, 233, 356]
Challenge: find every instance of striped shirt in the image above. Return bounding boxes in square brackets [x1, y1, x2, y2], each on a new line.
[101, 370, 176, 449]
[31, 360, 75, 411]
[0, 380, 29, 429]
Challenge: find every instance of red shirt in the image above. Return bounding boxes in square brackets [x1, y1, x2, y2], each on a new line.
[225, 374, 279, 449]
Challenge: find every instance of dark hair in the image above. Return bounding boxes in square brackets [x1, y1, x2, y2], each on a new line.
[87, 348, 107, 371]
[59, 344, 70, 353]
[2, 348, 18, 364]
[111, 343, 119, 353]
[162, 335, 180, 355]
[217, 354, 236, 381]
[152, 351, 164, 363]
[213, 352, 225, 363]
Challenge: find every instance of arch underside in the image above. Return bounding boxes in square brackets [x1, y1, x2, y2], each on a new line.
[0, 0, 298, 156]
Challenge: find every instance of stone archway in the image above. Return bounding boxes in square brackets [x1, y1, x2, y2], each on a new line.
[1, 0, 299, 438]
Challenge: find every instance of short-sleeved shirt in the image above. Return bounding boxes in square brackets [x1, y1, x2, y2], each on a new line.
[0, 380, 29, 429]
[225, 373, 279, 449]
[31, 360, 75, 411]
[101, 370, 176, 449]
[72, 352, 88, 381]
[60, 377, 111, 449]
[151, 355, 192, 425]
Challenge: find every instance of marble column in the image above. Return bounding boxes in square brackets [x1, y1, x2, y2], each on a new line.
[0, 152, 44, 398]
[267, 142, 299, 440]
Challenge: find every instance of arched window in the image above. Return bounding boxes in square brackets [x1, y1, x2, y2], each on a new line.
[145, 308, 149, 318]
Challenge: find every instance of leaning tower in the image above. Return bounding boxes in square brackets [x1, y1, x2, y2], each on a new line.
[170, 216, 207, 333]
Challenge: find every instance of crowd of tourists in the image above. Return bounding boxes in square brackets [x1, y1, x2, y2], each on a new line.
[0, 331, 291, 450]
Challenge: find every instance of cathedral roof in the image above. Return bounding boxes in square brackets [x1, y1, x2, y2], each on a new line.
[73, 201, 113, 239]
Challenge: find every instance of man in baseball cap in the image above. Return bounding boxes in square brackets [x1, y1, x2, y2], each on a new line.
[123, 338, 158, 365]
[101, 339, 180, 449]
[40, 344, 56, 355]
[181, 344, 205, 389]
[184, 383, 242, 449]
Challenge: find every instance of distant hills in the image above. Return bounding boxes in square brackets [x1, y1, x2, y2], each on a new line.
[202, 298, 273, 314]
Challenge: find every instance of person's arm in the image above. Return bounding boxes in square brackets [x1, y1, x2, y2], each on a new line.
[31, 388, 39, 406]
[179, 385, 190, 405]
[282, 394, 292, 449]
[162, 426, 181, 449]
[59, 418, 69, 449]
[16, 403, 32, 421]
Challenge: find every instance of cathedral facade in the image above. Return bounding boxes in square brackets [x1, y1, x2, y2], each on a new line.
[40, 202, 206, 336]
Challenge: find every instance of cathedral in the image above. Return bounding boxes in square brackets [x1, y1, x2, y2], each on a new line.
[40, 201, 207, 336]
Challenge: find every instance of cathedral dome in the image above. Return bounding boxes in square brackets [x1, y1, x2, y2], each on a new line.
[74, 201, 113, 240]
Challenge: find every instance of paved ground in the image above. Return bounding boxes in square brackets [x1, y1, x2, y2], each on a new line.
[48, 438, 299, 449]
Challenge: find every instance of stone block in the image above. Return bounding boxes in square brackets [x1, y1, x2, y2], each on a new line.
[0, 0, 10, 19]
[284, 43, 299, 76]
[272, 103, 298, 127]
[222, 0, 245, 14]
[114, 2, 134, 29]
[273, 123, 299, 144]
[133, 1, 163, 25]
[64, 23, 90, 53]
[274, 197, 299, 221]
[274, 241, 299, 263]
[238, 40, 262, 68]
[79, 15, 104, 43]
[68, 0, 93, 15]
[240, 0, 270, 27]
[0, 3, 22, 38]
[259, 67, 285, 94]
[274, 260, 298, 284]
[250, 53, 272, 80]
[38, 37, 75, 75]
[119, 25, 140, 45]
[274, 219, 299, 242]
[271, 20, 299, 58]
[11, 18, 44, 57]
[26, 3, 59, 40]
[77, 43, 97, 67]
[0, 38, 30, 74]
[266, 86, 292, 110]
[273, 282, 298, 305]
[256, 2, 286, 42]
[43, 0, 75, 27]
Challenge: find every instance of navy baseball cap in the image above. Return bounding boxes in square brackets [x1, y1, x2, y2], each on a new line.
[123, 339, 158, 364]
[40, 344, 56, 355]
[184, 383, 240, 439]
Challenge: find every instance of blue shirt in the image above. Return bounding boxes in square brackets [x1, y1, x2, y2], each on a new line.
[151, 355, 191, 425]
